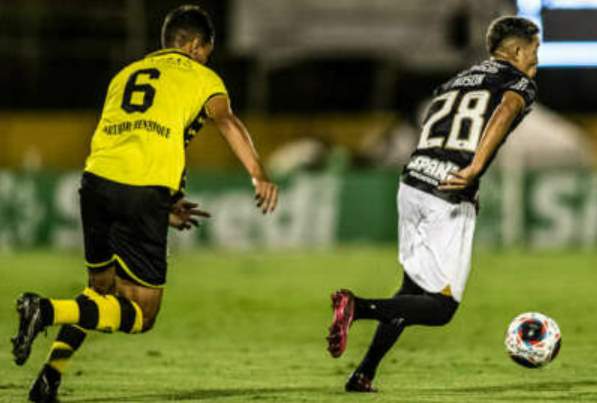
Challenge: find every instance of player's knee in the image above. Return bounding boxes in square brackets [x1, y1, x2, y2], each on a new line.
[436, 299, 459, 325]
[88, 267, 116, 295]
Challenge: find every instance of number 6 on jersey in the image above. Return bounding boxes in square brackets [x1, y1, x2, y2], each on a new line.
[121, 68, 161, 113]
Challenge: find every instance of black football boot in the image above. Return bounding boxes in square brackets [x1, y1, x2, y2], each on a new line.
[29, 364, 61, 403]
[345, 372, 377, 393]
[12, 292, 47, 366]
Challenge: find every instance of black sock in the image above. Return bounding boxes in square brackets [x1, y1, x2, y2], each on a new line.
[354, 294, 458, 325]
[356, 318, 406, 380]
[353, 292, 458, 380]
[354, 297, 384, 321]
[47, 325, 87, 374]
[39, 298, 55, 327]
[42, 363, 62, 382]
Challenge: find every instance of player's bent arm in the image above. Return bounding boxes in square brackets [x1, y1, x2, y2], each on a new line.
[205, 94, 278, 214]
[469, 90, 525, 175]
[206, 95, 266, 180]
[440, 91, 525, 191]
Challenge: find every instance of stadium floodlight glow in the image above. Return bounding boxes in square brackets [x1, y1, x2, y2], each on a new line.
[538, 42, 597, 67]
[517, 0, 597, 67]
[543, 0, 597, 9]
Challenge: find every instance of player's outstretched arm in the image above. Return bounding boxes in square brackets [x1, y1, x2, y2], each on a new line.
[440, 90, 525, 191]
[205, 95, 278, 214]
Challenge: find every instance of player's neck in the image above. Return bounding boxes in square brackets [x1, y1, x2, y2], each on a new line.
[491, 56, 530, 78]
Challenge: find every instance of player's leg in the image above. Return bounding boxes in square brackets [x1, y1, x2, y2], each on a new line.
[29, 267, 159, 334]
[329, 183, 474, 392]
[352, 289, 458, 325]
[63, 175, 169, 335]
[28, 325, 87, 403]
[37, 265, 147, 372]
[12, 175, 113, 368]
[26, 267, 162, 403]
[347, 273, 425, 390]
[332, 276, 458, 392]
[326, 184, 422, 361]
[18, 175, 168, 402]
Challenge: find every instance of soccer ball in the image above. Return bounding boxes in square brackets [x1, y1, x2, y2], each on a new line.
[504, 312, 561, 368]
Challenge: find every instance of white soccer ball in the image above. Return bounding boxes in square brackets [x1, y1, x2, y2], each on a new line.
[504, 312, 561, 368]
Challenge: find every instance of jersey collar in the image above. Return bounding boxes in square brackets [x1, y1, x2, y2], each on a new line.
[145, 48, 194, 61]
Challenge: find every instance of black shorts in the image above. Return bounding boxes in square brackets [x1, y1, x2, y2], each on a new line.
[80, 172, 171, 288]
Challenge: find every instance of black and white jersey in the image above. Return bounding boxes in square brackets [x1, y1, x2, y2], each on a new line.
[401, 59, 537, 204]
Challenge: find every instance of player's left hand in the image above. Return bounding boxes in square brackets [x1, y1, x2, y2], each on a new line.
[252, 178, 278, 215]
[439, 165, 479, 191]
[169, 199, 210, 231]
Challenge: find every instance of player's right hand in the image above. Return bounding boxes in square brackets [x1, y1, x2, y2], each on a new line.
[169, 199, 211, 230]
[252, 178, 278, 214]
[439, 165, 480, 191]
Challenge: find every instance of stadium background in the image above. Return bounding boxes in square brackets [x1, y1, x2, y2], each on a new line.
[1, 0, 596, 402]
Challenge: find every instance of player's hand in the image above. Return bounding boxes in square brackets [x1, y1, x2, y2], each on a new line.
[439, 165, 479, 191]
[169, 199, 210, 230]
[252, 178, 278, 214]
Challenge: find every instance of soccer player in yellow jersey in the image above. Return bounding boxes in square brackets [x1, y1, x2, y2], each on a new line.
[12, 5, 278, 402]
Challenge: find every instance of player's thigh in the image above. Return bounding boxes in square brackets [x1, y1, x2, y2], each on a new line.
[423, 199, 476, 272]
[397, 184, 425, 265]
[87, 266, 117, 295]
[395, 271, 425, 297]
[111, 185, 170, 289]
[80, 173, 116, 273]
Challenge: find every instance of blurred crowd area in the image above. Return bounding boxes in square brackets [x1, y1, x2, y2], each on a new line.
[0, 0, 595, 250]
[1, 0, 596, 173]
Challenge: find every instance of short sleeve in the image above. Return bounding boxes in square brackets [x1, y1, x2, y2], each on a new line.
[202, 69, 228, 101]
[503, 76, 537, 107]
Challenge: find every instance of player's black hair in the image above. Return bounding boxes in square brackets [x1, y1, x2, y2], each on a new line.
[161, 5, 215, 48]
[486, 16, 539, 54]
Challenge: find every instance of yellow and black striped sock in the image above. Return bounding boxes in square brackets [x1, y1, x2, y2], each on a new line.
[41, 288, 143, 334]
[46, 325, 87, 374]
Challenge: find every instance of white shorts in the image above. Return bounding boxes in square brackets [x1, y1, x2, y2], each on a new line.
[398, 183, 476, 302]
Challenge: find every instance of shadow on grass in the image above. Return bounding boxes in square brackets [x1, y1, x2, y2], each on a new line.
[416, 379, 597, 401]
[0, 383, 21, 390]
[66, 386, 336, 402]
[433, 379, 597, 393]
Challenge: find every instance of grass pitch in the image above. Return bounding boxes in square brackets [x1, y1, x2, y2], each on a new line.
[1, 247, 596, 402]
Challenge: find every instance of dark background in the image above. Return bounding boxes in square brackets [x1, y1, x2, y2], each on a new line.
[1, 0, 596, 113]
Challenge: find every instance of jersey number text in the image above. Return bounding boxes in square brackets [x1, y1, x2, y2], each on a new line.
[121, 68, 161, 113]
[417, 90, 490, 153]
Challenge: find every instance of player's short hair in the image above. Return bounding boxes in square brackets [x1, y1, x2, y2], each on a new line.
[161, 5, 215, 48]
[486, 16, 539, 55]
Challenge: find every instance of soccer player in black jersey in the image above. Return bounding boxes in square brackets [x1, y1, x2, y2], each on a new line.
[327, 16, 540, 392]
[12, 5, 277, 402]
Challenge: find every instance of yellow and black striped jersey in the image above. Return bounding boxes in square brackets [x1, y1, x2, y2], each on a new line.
[85, 49, 227, 191]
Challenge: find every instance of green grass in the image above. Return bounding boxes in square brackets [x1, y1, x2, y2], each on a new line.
[0, 247, 596, 402]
